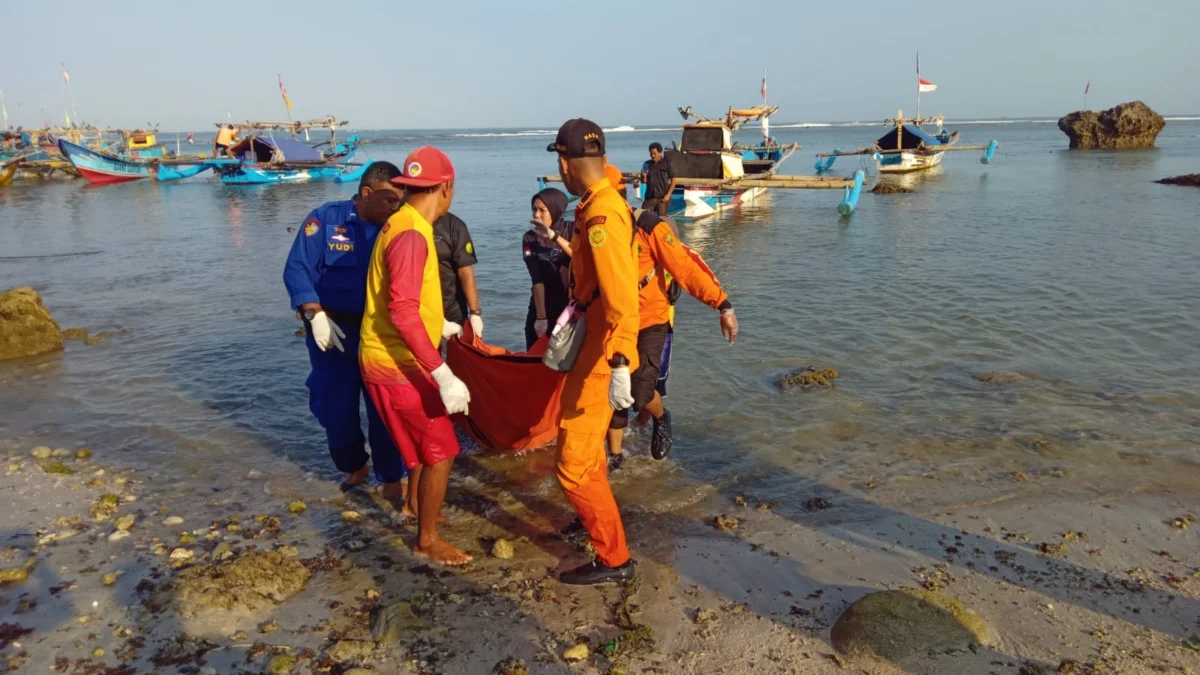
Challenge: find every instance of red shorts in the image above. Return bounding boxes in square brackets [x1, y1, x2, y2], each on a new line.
[364, 375, 460, 470]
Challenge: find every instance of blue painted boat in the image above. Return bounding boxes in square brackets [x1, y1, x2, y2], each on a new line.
[213, 134, 361, 185]
[58, 138, 157, 185]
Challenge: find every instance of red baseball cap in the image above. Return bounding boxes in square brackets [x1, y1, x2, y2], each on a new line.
[391, 146, 455, 187]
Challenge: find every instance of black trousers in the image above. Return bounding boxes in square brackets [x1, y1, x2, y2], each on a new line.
[609, 322, 671, 429]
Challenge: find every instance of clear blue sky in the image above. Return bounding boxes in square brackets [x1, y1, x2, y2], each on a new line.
[5, 0, 1198, 130]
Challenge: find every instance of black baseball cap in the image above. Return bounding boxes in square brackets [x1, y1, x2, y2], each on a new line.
[546, 119, 606, 158]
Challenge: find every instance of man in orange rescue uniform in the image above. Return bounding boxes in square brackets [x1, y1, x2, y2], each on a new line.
[360, 146, 473, 566]
[547, 120, 640, 585]
[607, 174, 738, 465]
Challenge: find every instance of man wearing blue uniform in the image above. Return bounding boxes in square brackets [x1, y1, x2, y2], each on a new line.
[283, 161, 408, 499]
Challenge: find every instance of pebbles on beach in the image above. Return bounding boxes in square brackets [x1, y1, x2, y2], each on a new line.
[342, 510, 363, 523]
[30, 446, 52, 459]
[492, 538, 515, 559]
[287, 500, 307, 514]
[0, 567, 29, 584]
[107, 530, 130, 542]
[113, 514, 136, 531]
[563, 643, 589, 662]
[162, 515, 184, 526]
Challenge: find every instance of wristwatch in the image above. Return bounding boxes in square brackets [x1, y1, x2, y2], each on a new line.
[469, 308, 483, 317]
[608, 354, 629, 368]
[302, 308, 318, 322]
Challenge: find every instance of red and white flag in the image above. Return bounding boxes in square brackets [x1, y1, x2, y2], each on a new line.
[918, 78, 937, 93]
[62, 63, 70, 86]
[761, 73, 767, 101]
[1084, 81, 1090, 94]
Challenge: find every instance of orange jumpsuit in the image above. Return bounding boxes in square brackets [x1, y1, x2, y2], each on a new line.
[557, 176, 640, 568]
[634, 211, 729, 330]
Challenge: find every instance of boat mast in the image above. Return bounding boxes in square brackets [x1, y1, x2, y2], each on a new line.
[915, 52, 921, 123]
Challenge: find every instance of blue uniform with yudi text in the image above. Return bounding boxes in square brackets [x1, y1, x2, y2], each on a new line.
[283, 199, 406, 484]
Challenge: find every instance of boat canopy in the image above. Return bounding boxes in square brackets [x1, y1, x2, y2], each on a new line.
[229, 136, 322, 163]
[875, 124, 942, 151]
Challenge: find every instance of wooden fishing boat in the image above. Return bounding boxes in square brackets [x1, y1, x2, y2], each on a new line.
[60, 129, 231, 184]
[0, 156, 22, 187]
[538, 104, 864, 218]
[208, 117, 363, 185]
[814, 112, 998, 174]
[815, 55, 997, 174]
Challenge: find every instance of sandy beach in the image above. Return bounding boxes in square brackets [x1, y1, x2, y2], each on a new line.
[3, 429, 1198, 675]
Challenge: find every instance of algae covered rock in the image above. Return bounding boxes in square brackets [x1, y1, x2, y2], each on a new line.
[1058, 101, 1165, 149]
[0, 287, 64, 361]
[831, 589, 991, 663]
[1157, 174, 1200, 187]
[492, 658, 529, 675]
[265, 654, 297, 674]
[491, 538, 515, 559]
[778, 366, 840, 390]
[164, 550, 311, 618]
[371, 601, 424, 642]
[563, 643, 589, 662]
[326, 639, 375, 663]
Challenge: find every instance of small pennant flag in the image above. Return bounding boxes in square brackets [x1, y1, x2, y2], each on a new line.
[918, 78, 937, 93]
[278, 74, 293, 110]
[62, 63, 70, 85]
[65, 110, 71, 128]
[761, 72, 767, 101]
[1084, 81, 1090, 94]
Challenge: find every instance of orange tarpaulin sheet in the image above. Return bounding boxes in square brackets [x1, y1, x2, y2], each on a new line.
[445, 325, 566, 453]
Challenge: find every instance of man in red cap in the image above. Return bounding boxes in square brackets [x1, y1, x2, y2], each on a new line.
[360, 146, 473, 566]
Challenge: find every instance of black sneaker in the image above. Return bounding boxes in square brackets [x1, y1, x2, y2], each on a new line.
[650, 409, 673, 460]
[560, 558, 636, 585]
[607, 451, 625, 474]
[560, 517, 585, 536]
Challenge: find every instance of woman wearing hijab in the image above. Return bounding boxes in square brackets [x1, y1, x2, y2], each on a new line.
[522, 187, 573, 350]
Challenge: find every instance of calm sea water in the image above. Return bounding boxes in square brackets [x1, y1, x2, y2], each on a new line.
[2, 120, 1198, 508]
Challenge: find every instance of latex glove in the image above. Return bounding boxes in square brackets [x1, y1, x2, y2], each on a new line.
[719, 308, 739, 345]
[430, 363, 470, 415]
[310, 311, 345, 352]
[531, 219, 554, 240]
[441, 319, 463, 341]
[609, 366, 634, 410]
[469, 314, 484, 339]
[533, 318, 548, 337]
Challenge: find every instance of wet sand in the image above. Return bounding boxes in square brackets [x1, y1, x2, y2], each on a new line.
[2, 435, 1198, 675]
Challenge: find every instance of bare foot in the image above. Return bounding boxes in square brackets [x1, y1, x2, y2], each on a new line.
[414, 539, 472, 566]
[380, 480, 407, 501]
[342, 464, 370, 487]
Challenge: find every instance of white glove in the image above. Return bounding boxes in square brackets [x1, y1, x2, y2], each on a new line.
[469, 314, 484, 339]
[609, 366, 634, 410]
[533, 318, 548, 337]
[310, 311, 345, 353]
[430, 363, 470, 415]
[441, 319, 463, 340]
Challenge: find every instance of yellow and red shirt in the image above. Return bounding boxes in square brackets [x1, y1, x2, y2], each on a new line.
[359, 204, 445, 384]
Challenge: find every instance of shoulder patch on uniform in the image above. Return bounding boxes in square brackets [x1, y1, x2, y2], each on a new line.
[585, 215, 607, 229]
[465, 241, 474, 255]
[664, 232, 676, 246]
[589, 226, 608, 248]
[303, 218, 320, 237]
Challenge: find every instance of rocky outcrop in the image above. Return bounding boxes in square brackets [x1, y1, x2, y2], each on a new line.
[1156, 174, 1200, 187]
[831, 589, 991, 663]
[1058, 101, 1165, 149]
[0, 287, 63, 361]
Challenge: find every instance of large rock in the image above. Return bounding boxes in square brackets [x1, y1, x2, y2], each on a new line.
[831, 589, 991, 663]
[1156, 174, 1200, 187]
[161, 551, 311, 618]
[0, 287, 63, 361]
[1058, 101, 1165, 149]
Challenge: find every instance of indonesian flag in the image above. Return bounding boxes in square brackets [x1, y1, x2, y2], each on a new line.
[918, 78, 937, 93]
[1084, 81, 1090, 94]
[62, 63, 70, 85]
[761, 74, 767, 101]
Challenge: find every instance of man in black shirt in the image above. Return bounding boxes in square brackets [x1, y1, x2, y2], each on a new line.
[433, 213, 483, 338]
[640, 142, 676, 216]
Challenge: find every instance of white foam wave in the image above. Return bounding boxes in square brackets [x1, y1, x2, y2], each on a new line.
[775, 122, 832, 128]
[1165, 116, 1200, 121]
[603, 125, 636, 132]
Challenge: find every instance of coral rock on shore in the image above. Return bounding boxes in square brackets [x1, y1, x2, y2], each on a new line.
[1057, 101, 1165, 149]
[164, 550, 311, 618]
[831, 589, 991, 663]
[0, 287, 63, 361]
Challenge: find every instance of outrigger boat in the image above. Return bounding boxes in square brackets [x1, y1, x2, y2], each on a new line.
[539, 104, 866, 218]
[58, 128, 231, 185]
[0, 155, 23, 187]
[815, 54, 997, 174]
[205, 117, 370, 185]
[814, 111, 998, 174]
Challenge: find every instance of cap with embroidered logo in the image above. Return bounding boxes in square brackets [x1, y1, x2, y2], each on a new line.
[546, 119, 606, 158]
[391, 146, 455, 188]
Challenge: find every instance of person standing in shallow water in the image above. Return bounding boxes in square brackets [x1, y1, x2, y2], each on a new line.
[360, 146, 473, 566]
[282, 161, 408, 501]
[522, 187, 573, 349]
